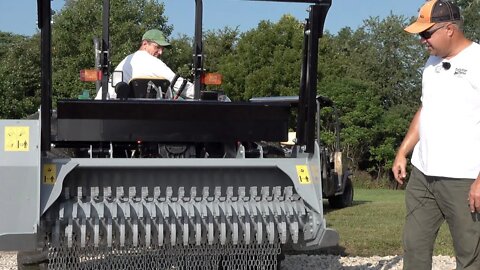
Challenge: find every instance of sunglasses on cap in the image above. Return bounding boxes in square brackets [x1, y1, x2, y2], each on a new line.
[419, 23, 451, 39]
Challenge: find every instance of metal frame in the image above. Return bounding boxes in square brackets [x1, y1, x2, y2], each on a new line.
[193, 0, 204, 99]
[38, 0, 52, 152]
[101, 0, 110, 100]
[37, 0, 332, 153]
[298, 1, 331, 153]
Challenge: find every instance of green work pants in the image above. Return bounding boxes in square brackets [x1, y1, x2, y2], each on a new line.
[403, 166, 480, 270]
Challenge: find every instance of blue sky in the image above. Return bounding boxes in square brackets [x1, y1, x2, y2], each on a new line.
[0, 0, 425, 37]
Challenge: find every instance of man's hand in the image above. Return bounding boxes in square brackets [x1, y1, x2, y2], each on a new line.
[469, 175, 480, 213]
[392, 154, 408, 185]
[391, 107, 421, 185]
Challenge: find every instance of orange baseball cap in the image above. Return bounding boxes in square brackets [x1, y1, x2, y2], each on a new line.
[404, 0, 461, 34]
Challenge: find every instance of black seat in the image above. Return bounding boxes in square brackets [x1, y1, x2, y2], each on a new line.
[128, 77, 171, 99]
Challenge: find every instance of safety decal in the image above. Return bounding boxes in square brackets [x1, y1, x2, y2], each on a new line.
[296, 165, 311, 184]
[43, 164, 57, 185]
[4, 126, 30, 152]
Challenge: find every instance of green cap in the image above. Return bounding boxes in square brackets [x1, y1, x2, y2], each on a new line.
[142, 29, 171, 47]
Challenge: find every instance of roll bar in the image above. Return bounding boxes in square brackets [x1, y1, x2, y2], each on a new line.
[193, 0, 203, 99]
[37, 0, 331, 153]
[296, 0, 331, 153]
[37, 0, 52, 152]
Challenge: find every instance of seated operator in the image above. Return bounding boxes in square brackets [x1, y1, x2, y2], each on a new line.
[95, 29, 194, 99]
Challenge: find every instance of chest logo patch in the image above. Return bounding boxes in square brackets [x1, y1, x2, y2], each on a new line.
[454, 68, 467, 76]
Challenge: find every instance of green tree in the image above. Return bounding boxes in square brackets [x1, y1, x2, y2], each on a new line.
[359, 15, 425, 107]
[160, 27, 240, 84]
[457, 0, 480, 42]
[218, 15, 303, 101]
[203, 27, 240, 73]
[369, 103, 417, 180]
[0, 34, 41, 118]
[162, 34, 193, 77]
[0, 32, 26, 59]
[320, 78, 383, 172]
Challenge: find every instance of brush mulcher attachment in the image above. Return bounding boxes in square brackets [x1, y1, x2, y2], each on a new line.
[37, 99, 337, 270]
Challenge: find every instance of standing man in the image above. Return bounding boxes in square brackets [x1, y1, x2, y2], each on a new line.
[96, 29, 194, 99]
[392, 1, 480, 269]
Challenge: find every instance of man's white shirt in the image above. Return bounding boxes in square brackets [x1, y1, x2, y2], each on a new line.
[411, 43, 480, 179]
[95, 50, 194, 99]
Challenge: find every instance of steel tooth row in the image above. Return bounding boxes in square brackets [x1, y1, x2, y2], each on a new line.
[52, 186, 307, 248]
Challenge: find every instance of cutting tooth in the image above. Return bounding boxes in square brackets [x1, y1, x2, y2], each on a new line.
[182, 214, 189, 246]
[232, 214, 239, 245]
[119, 218, 125, 247]
[133, 218, 139, 247]
[220, 216, 226, 245]
[256, 217, 263, 244]
[145, 217, 151, 247]
[158, 217, 164, 246]
[244, 206, 251, 245]
[267, 200, 276, 244]
[195, 214, 202, 246]
[268, 214, 275, 244]
[107, 218, 112, 247]
[279, 210, 287, 244]
[207, 213, 214, 245]
[291, 217, 299, 244]
[66, 219, 73, 248]
[170, 216, 177, 246]
[80, 218, 86, 248]
[93, 218, 100, 247]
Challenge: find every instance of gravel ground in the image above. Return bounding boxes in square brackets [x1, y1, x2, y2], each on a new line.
[1, 252, 456, 270]
[281, 254, 456, 270]
[0, 252, 16, 270]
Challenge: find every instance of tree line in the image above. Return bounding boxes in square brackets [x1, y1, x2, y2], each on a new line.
[1, 0, 478, 185]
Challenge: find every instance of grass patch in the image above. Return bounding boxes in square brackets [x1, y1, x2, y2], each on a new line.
[324, 189, 454, 256]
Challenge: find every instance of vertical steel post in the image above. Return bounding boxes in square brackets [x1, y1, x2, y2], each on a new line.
[38, 0, 52, 152]
[296, 18, 310, 146]
[193, 0, 204, 99]
[304, 6, 320, 153]
[101, 0, 110, 100]
[94, 38, 101, 91]
[303, 0, 331, 153]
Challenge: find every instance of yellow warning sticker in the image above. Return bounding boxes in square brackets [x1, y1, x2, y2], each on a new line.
[4, 126, 30, 152]
[43, 164, 57, 185]
[296, 165, 311, 184]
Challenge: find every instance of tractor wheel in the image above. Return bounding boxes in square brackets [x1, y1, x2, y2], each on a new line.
[328, 177, 354, 209]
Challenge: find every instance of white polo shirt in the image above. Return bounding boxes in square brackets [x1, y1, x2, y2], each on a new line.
[95, 50, 194, 99]
[411, 42, 480, 179]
